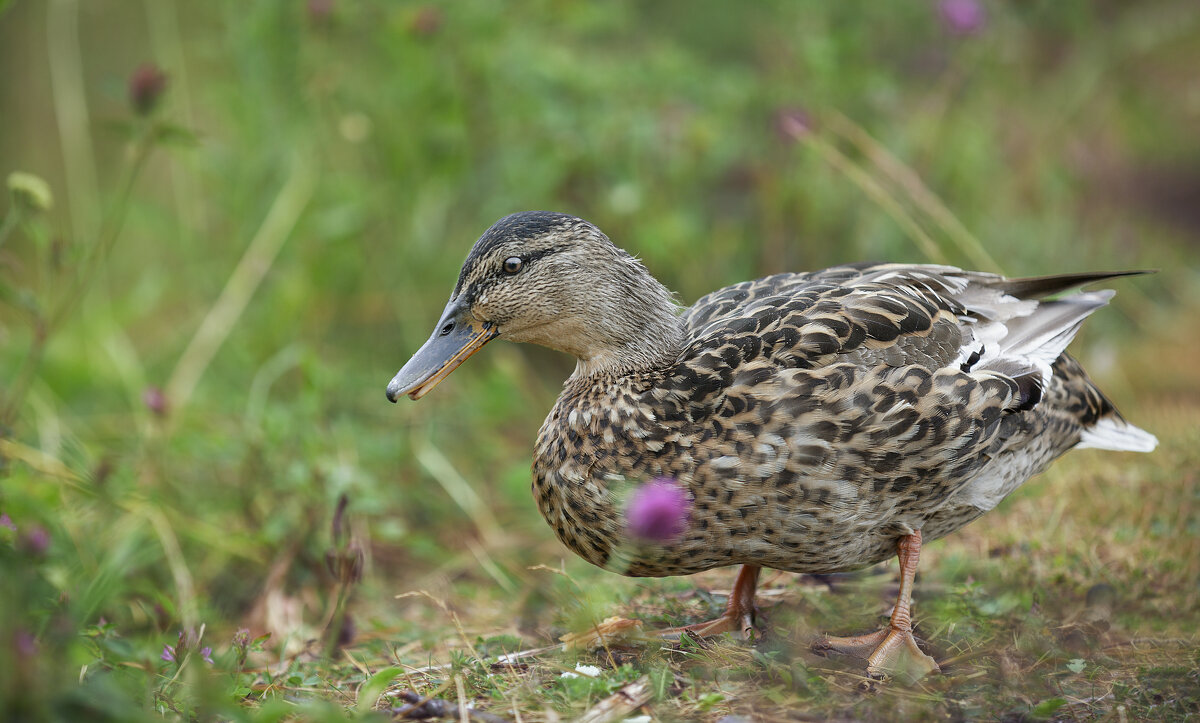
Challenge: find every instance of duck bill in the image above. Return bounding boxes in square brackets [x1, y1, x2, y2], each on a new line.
[386, 299, 498, 402]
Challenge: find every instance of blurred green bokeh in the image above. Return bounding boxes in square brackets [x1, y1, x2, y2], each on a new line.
[1, 0, 1198, 719]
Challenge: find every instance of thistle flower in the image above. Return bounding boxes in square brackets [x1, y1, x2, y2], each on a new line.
[939, 0, 987, 36]
[625, 478, 691, 542]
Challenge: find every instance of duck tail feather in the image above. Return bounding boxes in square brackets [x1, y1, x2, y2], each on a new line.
[994, 270, 1153, 299]
[1077, 416, 1159, 453]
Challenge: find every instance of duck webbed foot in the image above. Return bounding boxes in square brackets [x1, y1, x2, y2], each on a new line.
[813, 625, 939, 681]
[811, 531, 941, 681]
[659, 564, 760, 640]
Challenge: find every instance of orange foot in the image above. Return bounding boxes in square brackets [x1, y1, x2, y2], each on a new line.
[812, 626, 939, 682]
[812, 530, 940, 682]
[658, 564, 760, 641]
[658, 603, 756, 641]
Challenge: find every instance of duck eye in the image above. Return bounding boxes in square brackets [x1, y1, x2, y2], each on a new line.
[503, 256, 523, 275]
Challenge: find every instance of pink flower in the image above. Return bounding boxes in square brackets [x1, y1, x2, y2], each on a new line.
[625, 479, 691, 542]
[774, 107, 813, 144]
[21, 526, 49, 556]
[939, 0, 987, 36]
[142, 386, 168, 417]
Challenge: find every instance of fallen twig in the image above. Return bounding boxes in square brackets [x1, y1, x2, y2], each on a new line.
[574, 675, 652, 723]
[399, 644, 559, 677]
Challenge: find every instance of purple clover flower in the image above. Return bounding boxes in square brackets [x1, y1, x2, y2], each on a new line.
[21, 526, 50, 556]
[162, 629, 210, 666]
[232, 628, 252, 669]
[939, 0, 987, 36]
[0, 513, 15, 532]
[232, 629, 250, 648]
[625, 478, 691, 542]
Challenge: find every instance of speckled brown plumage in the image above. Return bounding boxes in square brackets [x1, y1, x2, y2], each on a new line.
[527, 260, 1153, 578]
[387, 211, 1156, 674]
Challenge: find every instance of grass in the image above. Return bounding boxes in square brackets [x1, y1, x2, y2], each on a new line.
[1, 0, 1199, 720]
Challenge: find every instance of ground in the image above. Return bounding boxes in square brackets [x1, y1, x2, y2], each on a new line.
[229, 394, 1197, 722]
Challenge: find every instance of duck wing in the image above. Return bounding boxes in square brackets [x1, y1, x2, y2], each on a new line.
[681, 264, 1147, 406]
[660, 265, 1152, 545]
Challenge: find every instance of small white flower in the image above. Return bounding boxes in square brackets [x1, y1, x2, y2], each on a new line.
[560, 662, 603, 679]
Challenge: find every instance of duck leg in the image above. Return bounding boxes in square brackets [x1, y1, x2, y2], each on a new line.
[812, 531, 940, 680]
[659, 564, 760, 640]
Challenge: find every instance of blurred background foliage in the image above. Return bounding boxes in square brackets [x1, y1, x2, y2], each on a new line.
[1, 0, 1198, 719]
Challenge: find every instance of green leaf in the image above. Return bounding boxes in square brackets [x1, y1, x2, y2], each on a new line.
[976, 592, 1022, 617]
[1032, 697, 1068, 718]
[648, 664, 673, 701]
[356, 666, 403, 714]
[153, 122, 200, 148]
[696, 691, 725, 711]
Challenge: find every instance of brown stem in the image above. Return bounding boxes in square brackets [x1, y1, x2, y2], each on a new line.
[1, 129, 155, 429]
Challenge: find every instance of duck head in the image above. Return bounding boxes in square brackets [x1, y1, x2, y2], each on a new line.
[387, 211, 684, 401]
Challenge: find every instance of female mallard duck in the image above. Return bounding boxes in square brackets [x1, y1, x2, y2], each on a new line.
[386, 211, 1156, 678]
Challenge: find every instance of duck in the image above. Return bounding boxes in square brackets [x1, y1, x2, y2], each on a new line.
[386, 211, 1156, 679]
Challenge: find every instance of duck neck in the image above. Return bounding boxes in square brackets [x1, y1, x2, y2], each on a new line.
[570, 296, 686, 379]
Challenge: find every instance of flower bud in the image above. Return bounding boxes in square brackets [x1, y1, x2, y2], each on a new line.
[7, 172, 53, 212]
[774, 108, 813, 144]
[142, 386, 169, 417]
[129, 63, 168, 116]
